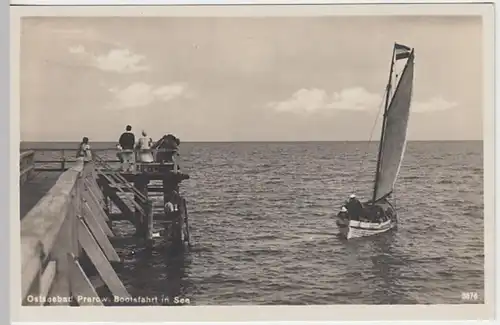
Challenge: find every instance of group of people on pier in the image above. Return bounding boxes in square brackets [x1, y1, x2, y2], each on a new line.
[116, 125, 154, 170]
[75, 126, 189, 248]
[115, 125, 181, 172]
[76, 125, 181, 173]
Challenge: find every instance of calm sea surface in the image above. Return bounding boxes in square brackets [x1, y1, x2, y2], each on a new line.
[22, 141, 484, 305]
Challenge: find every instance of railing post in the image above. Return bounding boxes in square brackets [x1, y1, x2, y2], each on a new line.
[20, 150, 36, 186]
[173, 154, 178, 173]
[145, 199, 154, 249]
[61, 150, 66, 171]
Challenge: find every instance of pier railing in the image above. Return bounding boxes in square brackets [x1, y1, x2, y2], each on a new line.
[20, 157, 131, 306]
[27, 147, 179, 172]
[20, 150, 35, 186]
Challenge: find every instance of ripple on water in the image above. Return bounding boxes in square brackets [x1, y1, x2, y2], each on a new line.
[109, 142, 484, 305]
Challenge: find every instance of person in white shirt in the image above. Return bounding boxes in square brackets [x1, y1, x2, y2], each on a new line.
[136, 130, 154, 163]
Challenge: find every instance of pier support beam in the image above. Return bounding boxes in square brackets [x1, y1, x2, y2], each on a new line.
[133, 176, 149, 239]
[145, 200, 154, 249]
[97, 177, 113, 230]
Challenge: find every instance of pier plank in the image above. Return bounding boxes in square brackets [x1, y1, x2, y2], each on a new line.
[39, 261, 57, 302]
[84, 178, 106, 210]
[77, 216, 130, 298]
[68, 254, 103, 306]
[83, 192, 114, 237]
[82, 203, 120, 262]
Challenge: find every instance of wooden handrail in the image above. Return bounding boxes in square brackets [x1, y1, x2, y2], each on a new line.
[26, 148, 178, 153]
[20, 150, 35, 160]
[21, 159, 84, 300]
[34, 159, 121, 163]
[20, 150, 35, 186]
[20, 158, 130, 304]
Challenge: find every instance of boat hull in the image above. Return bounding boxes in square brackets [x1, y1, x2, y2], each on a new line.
[338, 218, 397, 239]
[336, 199, 397, 239]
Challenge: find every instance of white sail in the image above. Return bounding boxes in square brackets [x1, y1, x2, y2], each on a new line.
[373, 51, 414, 202]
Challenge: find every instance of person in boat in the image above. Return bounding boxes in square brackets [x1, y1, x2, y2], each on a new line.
[374, 205, 385, 222]
[136, 130, 154, 163]
[335, 206, 350, 227]
[386, 207, 394, 221]
[76, 137, 92, 162]
[345, 194, 363, 220]
[337, 206, 349, 219]
[118, 125, 136, 172]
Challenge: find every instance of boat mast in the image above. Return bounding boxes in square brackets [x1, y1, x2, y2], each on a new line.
[372, 43, 396, 203]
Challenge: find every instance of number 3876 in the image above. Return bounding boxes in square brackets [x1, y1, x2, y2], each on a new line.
[461, 292, 479, 301]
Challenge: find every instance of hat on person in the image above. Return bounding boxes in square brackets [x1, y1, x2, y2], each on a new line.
[349, 194, 356, 199]
[341, 206, 347, 212]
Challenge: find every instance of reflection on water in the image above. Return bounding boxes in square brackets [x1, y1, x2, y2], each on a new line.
[116, 245, 193, 306]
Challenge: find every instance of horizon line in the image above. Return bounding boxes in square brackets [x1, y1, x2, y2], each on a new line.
[20, 139, 483, 143]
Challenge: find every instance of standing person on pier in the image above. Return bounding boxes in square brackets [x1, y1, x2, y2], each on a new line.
[76, 136, 92, 162]
[118, 125, 136, 172]
[119, 125, 135, 150]
[136, 130, 154, 163]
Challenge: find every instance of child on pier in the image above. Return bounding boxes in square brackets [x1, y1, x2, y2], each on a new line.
[76, 137, 92, 162]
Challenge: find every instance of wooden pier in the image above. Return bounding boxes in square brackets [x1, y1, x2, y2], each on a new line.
[20, 150, 35, 185]
[20, 146, 191, 306]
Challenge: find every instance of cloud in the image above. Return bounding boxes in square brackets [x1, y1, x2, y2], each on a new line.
[411, 97, 458, 113]
[68, 45, 149, 73]
[68, 45, 85, 54]
[329, 87, 383, 111]
[268, 87, 458, 114]
[268, 87, 383, 114]
[106, 82, 189, 110]
[269, 88, 330, 114]
[94, 49, 149, 73]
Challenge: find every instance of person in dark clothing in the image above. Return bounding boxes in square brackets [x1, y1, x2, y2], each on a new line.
[154, 134, 181, 163]
[119, 125, 135, 150]
[374, 205, 385, 222]
[337, 206, 349, 220]
[336, 206, 350, 227]
[345, 194, 363, 220]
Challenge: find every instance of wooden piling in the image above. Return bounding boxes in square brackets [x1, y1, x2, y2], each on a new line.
[133, 175, 148, 238]
[145, 199, 154, 249]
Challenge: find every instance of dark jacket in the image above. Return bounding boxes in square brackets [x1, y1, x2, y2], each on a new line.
[337, 211, 349, 220]
[119, 132, 135, 150]
[346, 199, 363, 218]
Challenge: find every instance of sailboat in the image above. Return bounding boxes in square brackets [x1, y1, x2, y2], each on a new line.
[336, 43, 415, 240]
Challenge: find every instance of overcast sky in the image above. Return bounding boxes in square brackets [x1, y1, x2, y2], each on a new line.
[20, 15, 483, 142]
